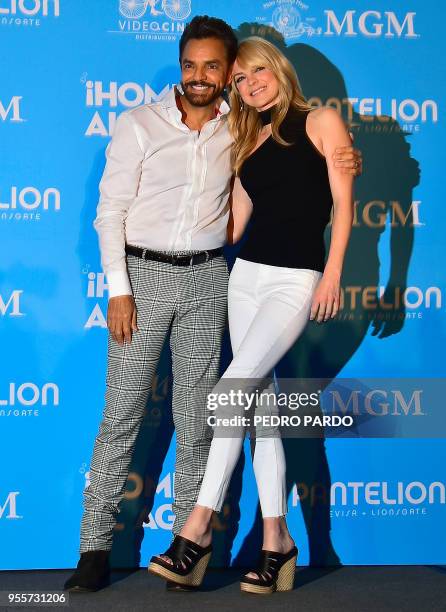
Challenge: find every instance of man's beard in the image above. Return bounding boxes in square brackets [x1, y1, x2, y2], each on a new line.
[181, 80, 223, 107]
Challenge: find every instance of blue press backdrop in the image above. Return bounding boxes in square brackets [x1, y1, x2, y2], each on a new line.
[1, 0, 445, 569]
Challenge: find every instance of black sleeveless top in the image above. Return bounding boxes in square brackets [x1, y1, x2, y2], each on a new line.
[238, 106, 333, 272]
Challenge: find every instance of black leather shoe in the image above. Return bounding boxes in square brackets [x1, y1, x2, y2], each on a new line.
[64, 550, 110, 592]
[165, 580, 199, 592]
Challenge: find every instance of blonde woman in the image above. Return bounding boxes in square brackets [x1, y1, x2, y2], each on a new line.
[149, 36, 354, 594]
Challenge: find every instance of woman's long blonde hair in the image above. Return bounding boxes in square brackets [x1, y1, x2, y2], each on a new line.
[228, 37, 311, 175]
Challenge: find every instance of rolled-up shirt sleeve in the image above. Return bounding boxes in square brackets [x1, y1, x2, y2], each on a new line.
[93, 110, 144, 298]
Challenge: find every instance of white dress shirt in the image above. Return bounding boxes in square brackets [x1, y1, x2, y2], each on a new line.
[93, 87, 233, 297]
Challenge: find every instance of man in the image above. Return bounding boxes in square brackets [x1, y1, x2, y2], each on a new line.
[65, 15, 361, 592]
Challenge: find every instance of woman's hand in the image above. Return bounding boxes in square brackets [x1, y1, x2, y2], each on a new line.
[310, 271, 341, 322]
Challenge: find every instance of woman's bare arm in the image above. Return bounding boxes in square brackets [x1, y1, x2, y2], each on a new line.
[307, 107, 354, 321]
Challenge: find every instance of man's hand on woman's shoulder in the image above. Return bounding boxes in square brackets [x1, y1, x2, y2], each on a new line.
[309, 106, 362, 176]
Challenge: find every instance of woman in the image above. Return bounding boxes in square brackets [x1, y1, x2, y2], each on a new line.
[149, 36, 354, 594]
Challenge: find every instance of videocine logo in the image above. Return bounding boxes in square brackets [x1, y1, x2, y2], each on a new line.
[110, 0, 191, 41]
[0, 492, 22, 519]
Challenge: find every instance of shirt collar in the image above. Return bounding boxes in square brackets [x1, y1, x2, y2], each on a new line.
[159, 85, 230, 118]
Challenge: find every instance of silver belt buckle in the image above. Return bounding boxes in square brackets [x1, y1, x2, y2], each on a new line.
[204, 250, 210, 263]
[141, 248, 148, 260]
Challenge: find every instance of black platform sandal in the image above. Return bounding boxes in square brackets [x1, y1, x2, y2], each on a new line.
[148, 535, 212, 587]
[240, 546, 298, 594]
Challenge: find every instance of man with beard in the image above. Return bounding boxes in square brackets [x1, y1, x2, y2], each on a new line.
[65, 15, 361, 592]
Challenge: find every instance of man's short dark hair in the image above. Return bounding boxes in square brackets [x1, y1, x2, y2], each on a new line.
[179, 15, 238, 65]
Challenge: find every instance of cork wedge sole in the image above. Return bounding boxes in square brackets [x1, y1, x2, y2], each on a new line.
[240, 554, 297, 594]
[148, 551, 212, 587]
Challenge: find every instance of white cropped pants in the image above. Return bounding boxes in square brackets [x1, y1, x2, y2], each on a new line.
[196, 257, 322, 517]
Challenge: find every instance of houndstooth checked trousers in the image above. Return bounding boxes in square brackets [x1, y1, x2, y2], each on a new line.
[80, 252, 229, 552]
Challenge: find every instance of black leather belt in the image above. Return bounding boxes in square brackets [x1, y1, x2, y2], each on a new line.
[125, 244, 223, 266]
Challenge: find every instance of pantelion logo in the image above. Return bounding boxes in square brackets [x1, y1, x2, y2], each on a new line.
[110, 0, 191, 41]
[0, 382, 59, 418]
[291, 480, 444, 519]
[0, 0, 60, 28]
[1, 186, 60, 222]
